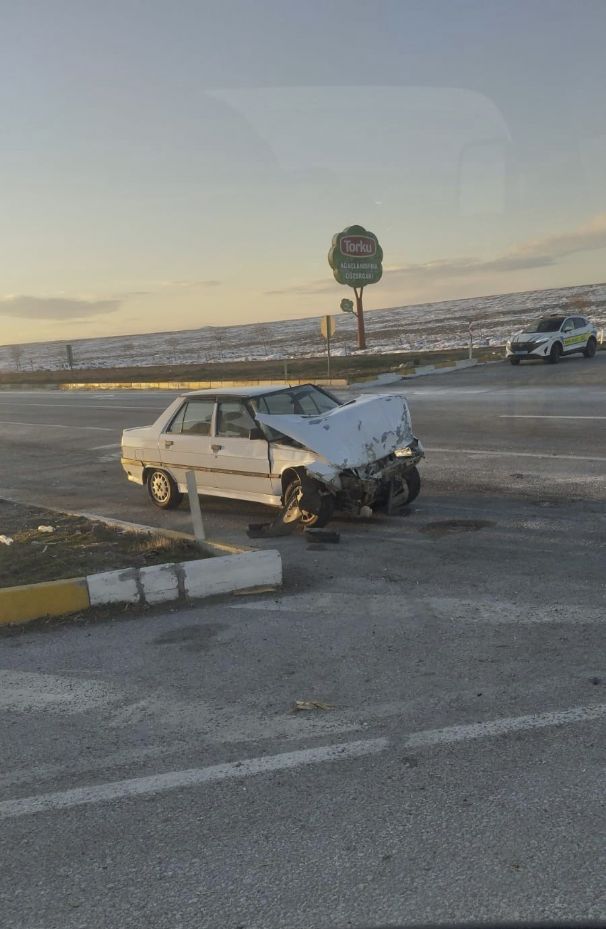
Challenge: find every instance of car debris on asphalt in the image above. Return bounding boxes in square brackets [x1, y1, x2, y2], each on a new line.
[291, 700, 335, 712]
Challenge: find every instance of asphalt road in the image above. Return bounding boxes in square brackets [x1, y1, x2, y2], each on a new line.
[1, 355, 605, 928]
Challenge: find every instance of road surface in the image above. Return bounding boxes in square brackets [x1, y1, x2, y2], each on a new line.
[0, 355, 605, 928]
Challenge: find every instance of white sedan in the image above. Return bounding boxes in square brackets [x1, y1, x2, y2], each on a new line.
[121, 383, 423, 527]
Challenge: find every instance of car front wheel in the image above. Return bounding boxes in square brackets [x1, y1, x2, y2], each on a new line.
[509, 357, 520, 365]
[404, 465, 421, 504]
[282, 476, 334, 528]
[147, 469, 183, 509]
[546, 342, 562, 364]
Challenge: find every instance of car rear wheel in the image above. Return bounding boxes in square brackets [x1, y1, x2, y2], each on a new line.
[584, 337, 597, 358]
[509, 357, 520, 365]
[282, 475, 334, 528]
[147, 469, 183, 509]
[546, 342, 562, 364]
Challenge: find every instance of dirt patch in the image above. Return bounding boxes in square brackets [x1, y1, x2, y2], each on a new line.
[0, 499, 207, 587]
[419, 519, 495, 538]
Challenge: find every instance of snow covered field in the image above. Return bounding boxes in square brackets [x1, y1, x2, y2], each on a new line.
[2, 282, 605, 373]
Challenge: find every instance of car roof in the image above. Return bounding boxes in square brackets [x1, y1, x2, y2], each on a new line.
[183, 384, 304, 399]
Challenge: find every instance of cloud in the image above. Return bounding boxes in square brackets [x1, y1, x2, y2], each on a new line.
[159, 279, 221, 289]
[266, 212, 606, 295]
[0, 295, 121, 320]
[384, 212, 606, 282]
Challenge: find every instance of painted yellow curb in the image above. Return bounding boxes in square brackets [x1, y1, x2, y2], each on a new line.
[0, 577, 90, 626]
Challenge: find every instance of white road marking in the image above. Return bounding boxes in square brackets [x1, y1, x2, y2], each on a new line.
[427, 446, 606, 463]
[500, 414, 606, 421]
[2, 701, 604, 819]
[91, 443, 121, 450]
[0, 671, 117, 713]
[231, 593, 606, 623]
[405, 703, 606, 748]
[0, 738, 388, 820]
[0, 421, 114, 431]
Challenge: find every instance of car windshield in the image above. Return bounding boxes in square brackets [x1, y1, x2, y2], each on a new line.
[524, 317, 565, 333]
[253, 385, 341, 416]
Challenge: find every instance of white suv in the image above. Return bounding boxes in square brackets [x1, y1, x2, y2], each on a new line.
[506, 314, 598, 365]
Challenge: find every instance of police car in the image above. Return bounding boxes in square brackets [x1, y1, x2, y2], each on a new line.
[506, 314, 598, 365]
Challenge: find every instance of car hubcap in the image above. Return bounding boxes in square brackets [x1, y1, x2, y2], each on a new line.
[151, 472, 170, 503]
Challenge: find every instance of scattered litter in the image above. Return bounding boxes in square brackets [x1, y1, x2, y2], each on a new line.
[291, 699, 335, 713]
[303, 528, 340, 544]
[0, 535, 14, 546]
[37, 525, 55, 533]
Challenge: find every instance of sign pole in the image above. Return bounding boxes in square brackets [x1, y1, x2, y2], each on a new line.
[326, 317, 332, 380]
[186, 470, 206, 542]
[354, 287, 366, 350]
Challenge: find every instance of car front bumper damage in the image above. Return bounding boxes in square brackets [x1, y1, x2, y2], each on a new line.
[306, 439, 424, 515]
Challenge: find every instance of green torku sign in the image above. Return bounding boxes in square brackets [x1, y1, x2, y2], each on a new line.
[328, 224, 383, 288]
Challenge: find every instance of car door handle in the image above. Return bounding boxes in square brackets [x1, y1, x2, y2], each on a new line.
[164, 440, 174, 448]
[211, 443, 223, 452]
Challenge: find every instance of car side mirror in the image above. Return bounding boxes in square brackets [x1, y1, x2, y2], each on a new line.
[249, 427, 265, 441]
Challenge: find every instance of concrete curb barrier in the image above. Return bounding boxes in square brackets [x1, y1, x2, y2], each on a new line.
[0, 550, 282, 627]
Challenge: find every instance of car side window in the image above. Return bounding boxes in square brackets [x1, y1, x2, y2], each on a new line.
[167, 399, 215, 435]
[562, 318, 574, 332]
[216, 401, 256, 438]
[573, 317, 586, 329]
[256, 393, 296, 414]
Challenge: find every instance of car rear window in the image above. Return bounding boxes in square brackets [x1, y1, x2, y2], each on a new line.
[167, 399, 215, 435]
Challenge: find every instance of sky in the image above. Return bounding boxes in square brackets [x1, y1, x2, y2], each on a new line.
[2, 0, 606, 346]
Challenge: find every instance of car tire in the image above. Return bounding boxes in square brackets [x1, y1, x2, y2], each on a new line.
[147, 468, 183, 509]
[584, 337, 597, 358]
[509, 357, 520, 365]
[282, 475, 334, 528]
[403, 465, 421, 504]
[546, 342, 562, 364]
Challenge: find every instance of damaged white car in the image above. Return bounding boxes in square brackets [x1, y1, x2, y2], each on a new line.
[121, 384, 424, 527]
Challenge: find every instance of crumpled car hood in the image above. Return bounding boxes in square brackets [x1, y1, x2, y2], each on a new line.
[256, 394, 414, 469]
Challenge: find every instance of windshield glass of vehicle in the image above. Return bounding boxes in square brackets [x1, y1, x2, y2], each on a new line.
[524, 317, 565, 333]
[254, 386, 340, 415]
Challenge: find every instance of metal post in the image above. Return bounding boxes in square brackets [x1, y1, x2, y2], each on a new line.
[354, 287, 366, 350]
[185, 470, 206, 542]
[326, 322, 332, 381]
[468, 322, 473, 360]
[283, 360, 288, 382]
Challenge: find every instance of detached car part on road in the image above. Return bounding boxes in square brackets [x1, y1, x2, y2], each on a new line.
[506, 314, 598, 365]
[121, 384, 424, 527]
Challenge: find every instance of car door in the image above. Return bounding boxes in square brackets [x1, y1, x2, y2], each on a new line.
[560, 317, 576, 352]
[158, 397, 221, 492]
[211, 399, 274, 500]
[573, 315, 590, 349]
